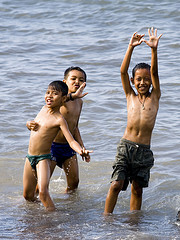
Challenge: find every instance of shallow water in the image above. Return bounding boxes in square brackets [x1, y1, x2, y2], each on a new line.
[0, 0, 180, 239]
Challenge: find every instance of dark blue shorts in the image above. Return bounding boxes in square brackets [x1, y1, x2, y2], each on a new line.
[51, 142, 76, 168]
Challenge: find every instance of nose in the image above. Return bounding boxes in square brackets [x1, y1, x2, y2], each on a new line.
[140, 79, 145, 84]
[75, 78, 80, 84]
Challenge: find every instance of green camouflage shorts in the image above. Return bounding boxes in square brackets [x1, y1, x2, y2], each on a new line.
[111, 138, 154, 190]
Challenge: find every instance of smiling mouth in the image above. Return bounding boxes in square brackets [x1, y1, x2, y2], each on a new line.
[47, 99, 52, 104]
[139, 86, 146, 89]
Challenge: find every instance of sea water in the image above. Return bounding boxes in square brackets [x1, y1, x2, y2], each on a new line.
[0, 0, 180, 239]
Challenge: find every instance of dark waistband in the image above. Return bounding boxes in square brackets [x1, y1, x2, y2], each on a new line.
[52, 142, 70, 146]
[121, 138, 150, 149]
[26, 153, 52, 158]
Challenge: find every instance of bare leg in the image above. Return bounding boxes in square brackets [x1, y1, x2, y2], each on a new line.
[50, 160, 57, 177]
[36, 159, 55, 211]
[23, 158, 37, 201]
[104, 180, 124, 214]
[130, 180, 142, 210]
[63, 155, 79, 193]
[35, 160, 56, 196]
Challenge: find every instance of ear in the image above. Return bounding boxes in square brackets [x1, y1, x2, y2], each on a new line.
[62, 95, 67, 104]
[63, 79, 66, 83]
[131, 77, 134, 84]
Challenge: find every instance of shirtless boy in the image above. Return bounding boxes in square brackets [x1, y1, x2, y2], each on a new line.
[27, 66, 90, 193]
[104, 28, 162, 214]
[50, 67, 89, 192]
[23, 81, 92, 211]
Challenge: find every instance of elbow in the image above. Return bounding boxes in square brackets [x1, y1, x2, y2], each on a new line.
[120, 66, 125, 75]
[120, 66, 128, 76]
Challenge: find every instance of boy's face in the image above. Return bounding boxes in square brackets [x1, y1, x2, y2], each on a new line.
[45, 87, 66, 108]
[132, 68, 152, 95]
[64, 70, 86, 93]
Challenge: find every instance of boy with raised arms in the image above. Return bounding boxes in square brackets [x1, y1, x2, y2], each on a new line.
[104, 28, 162, 214]
[27, 66, 90, 193]
[23, 80, 92, 211]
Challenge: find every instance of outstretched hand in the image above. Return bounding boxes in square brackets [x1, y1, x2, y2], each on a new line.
[143, 27, 162, 49]
[80, 147, 93, 163]
[129, 32, 145, 47]
[73, 82, 88, 99]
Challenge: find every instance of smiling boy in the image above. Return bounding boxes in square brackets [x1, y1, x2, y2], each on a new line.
[104, 28, 162, 214]
[23, 81, 92, 211]
[27, 67, 90, 193]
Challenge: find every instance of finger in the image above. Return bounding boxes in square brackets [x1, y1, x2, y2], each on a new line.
[85, 158, 90, 163]
[132, 32, 138, 39]
[154, 28, 157, 37]
[80, 82, 86, 89]
[158, 33, 163, 40]
[82, 92, 88, 97]
[151, 27, 154, 36]
[141, 38, 146, 42]
[148, 28, 151, 36]
[87, 150, 93, 153]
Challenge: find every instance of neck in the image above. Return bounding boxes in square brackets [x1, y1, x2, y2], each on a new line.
[45, 105, 60, 114]
[138, 91, 150, 100]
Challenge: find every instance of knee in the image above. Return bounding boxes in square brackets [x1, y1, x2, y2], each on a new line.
[68, 178, 79, 191]
[23, 191, 34, 201]
[110, 181, 123, 194]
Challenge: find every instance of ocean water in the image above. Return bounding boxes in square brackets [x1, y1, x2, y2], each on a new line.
[0, 0, 180, 239]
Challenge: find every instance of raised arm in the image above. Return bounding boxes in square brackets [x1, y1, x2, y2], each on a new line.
[120, 32, 144, 96]
[66, 82, 88, 101]
[143, 28, 162, 99]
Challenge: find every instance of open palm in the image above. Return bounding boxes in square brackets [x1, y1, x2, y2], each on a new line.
[143, 27, 162, 48]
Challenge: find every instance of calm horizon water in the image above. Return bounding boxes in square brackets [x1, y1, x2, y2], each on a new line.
[0, 0, 180, 239]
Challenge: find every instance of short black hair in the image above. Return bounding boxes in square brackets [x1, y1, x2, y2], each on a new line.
[48, 81, 68, 96]
[132, 63, 151, 78]
[64, 66, 87, 81]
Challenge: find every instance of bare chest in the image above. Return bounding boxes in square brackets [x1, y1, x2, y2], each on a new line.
[61, 101, 82, 124]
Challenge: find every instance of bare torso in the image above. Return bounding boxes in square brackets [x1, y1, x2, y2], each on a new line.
[28, 106, 62, 155]
[54, 99, 83, 143]
[123, 91, 159, 145]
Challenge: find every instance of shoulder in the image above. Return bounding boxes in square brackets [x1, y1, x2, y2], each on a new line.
[126, 89, 136, 100]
